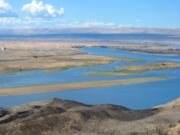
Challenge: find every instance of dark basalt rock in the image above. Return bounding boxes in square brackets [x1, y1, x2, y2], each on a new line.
[0, 98, 159, 124]
[0, 109, 9, 117]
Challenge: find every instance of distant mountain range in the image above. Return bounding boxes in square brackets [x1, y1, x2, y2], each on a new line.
[0, 28, 180, 36]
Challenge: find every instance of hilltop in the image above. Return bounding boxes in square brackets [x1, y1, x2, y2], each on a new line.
[0, 98, 180, 135]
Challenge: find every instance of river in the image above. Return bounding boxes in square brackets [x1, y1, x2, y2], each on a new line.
[0, 47, 180, 109]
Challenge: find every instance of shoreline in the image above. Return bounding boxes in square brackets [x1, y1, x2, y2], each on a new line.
[0, 49, 141, 74]
[0, 76, 172, 97]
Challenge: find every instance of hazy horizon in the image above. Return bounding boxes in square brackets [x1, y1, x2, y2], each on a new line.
[0, 27, 180, 36]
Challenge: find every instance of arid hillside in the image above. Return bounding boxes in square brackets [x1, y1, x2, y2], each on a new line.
[0, 98, 180, 135]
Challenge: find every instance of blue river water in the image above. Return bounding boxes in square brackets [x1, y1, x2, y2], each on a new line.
[159, 43, 180, 48]
[0, 47, 180, 109]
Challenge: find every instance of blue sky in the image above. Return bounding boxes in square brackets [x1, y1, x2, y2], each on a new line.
[0, 0, 179, 29]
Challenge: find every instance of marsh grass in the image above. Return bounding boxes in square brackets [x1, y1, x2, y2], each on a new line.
[118, 62, 180, 72]
[83, 67, 144, 77]
[43, 65, 84, 73]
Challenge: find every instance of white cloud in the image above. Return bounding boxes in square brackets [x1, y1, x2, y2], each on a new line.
[59, 21, 116, 28]
[0, 17, 21, 24]
[58, 8, 64, 15]
[106, 22, 115, 26]
[0, 17, 59, 28]
[81, 21, 115, 27]
[0, 0, 10, 9]
[118, 24, 133, 28]
[0, 0, 16, 17]
[59, 21, 80, 27]
[22, 0, 64, 18]
[83, 21, 105, 27]
[136, 19, 142, 23]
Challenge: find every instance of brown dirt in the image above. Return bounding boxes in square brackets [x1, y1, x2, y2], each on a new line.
[0, 97, 180, 135]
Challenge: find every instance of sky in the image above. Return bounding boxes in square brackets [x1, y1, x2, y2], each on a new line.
[0, 0, 179, 29]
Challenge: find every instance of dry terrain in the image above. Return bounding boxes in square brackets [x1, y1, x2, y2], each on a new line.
[0, 40, 180, 74]
[119, 62, 180, 72]
[0, 76, 170, 97]
[0, 41, 140, 74]
[0, 39, 180, 135]
[83, 62, 180, 77]
[0, 97, 180, 135]
[113, 44, 180, 56]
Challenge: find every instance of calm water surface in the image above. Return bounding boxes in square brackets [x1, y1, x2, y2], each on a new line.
[0, 47, 180, 109]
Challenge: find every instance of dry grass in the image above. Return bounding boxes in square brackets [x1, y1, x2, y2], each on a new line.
[0, 97, 179, 135]
[119, 62, 180, 72]
[0, 42, 140, 74]
[0, 117, 172, 135]
[113, 44, 180, 56]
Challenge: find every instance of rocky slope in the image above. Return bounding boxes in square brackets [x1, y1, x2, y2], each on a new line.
[0, 98, 180, 135]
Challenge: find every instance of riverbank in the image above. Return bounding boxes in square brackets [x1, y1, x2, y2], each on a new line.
[113, 45, 180, 56]
[82, 61, 180, 77]
[86, 71, 143, 76]
[1, 38, 180, 74]
[119, 62, 180, 72]
[0, 42, 142, 74]
[0, 76, 171, 97]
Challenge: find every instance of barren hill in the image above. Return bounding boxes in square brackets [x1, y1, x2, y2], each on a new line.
[0, 98, 180, 135]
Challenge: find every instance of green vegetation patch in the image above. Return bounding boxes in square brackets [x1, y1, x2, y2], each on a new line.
[43, 65, 84, 73]
[86, 71, 143, 77]
[84, 68, 144, 77]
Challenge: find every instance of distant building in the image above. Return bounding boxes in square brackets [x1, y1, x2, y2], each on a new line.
[1, 46, 6, 52]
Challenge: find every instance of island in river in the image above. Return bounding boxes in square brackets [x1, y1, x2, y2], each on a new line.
[0, 76, 171, 97]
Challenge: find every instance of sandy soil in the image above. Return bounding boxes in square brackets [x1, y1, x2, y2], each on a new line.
[0, 76, 171, 97]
